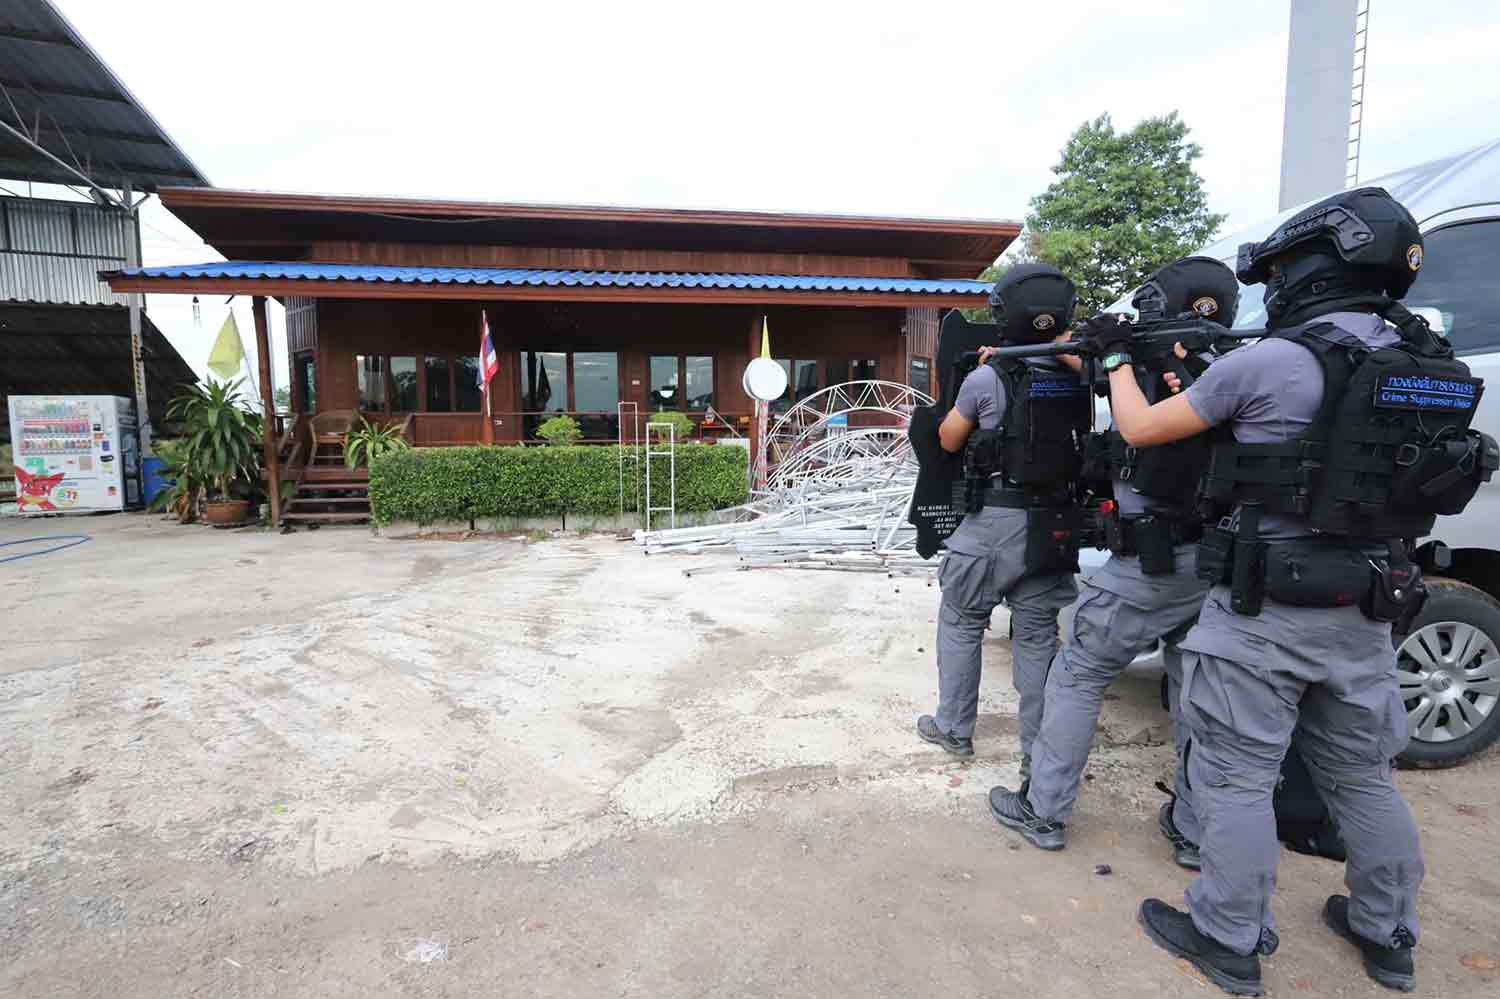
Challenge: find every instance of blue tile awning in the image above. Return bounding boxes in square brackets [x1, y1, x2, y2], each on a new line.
[108, 261, 992, 300]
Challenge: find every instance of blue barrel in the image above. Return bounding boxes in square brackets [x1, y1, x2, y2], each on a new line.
[142, 457, 173, 507]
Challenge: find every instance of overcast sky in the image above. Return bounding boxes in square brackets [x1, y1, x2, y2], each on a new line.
[43, 0, 1500, 392]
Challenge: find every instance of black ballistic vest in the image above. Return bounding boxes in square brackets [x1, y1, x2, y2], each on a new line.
[1083, 361, 1212, 509]
[974, 357, 1090, 488]
[1200, 322, 1492, 539]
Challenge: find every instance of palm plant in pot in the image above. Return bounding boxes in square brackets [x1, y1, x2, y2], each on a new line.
[166, 378, 264, 525]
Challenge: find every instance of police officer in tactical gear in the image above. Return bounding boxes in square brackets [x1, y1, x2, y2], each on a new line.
[1099, 187, 1494, 996]
[916, 264, 1089, 769]
[988, 257, 1239, 869]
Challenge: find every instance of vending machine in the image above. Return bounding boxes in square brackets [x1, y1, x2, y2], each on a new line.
[7, 396, 142, 514]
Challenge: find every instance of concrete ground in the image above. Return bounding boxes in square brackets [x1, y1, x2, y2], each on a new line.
[1, 513, 1497, 998]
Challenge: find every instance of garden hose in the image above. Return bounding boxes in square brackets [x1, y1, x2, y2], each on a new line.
[0, 534, 92, 564]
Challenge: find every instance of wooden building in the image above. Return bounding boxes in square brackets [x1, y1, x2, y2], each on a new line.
[104, 188, 1016, 522]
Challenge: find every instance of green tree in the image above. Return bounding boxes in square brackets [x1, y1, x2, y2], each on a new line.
[1027, 111, 1226, 315]
[273, 385, 291, 411]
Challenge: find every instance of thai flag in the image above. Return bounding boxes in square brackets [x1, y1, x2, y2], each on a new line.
[478, 311, 499, 390]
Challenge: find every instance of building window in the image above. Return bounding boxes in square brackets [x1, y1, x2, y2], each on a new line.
[390, 356, 418, 412]
[294, 352, 316, 413]
[522, 351, 569, 412]
[454, 356, 482, 412]
[846, 358, 879, 383]
[650, 355, 714, 411]
[425, 356, 451, 412]
[684, 356, 714, 410]
[356, 355, 384, 411]
[649, 355, 680, 410]
[522, 350, 570, 439]
[910, 357, 931, 398]
[572, 352, 620, 439]
[771, 358, 822, 414]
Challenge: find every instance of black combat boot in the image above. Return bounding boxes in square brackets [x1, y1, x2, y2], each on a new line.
[916, 715, 974, 757]
[1137, 899, 1264, 997]
[1154, 781, 1201, 870]
[1323, 895, 1416, 992]
[1157, 800, 1201, 870]
[988, 782, 1065, 850]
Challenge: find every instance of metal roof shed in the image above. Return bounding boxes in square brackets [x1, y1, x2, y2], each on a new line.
[0, 0, 208, 197]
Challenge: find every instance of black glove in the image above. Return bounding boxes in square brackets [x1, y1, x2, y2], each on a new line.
[1079, 314, 1133, 358]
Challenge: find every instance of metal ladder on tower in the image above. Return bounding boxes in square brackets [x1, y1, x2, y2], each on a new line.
[1346, 0, 1370, 188]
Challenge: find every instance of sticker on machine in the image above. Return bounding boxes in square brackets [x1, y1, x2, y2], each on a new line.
[1374, 372, 1481, 411]
[13, 467, 68, 512]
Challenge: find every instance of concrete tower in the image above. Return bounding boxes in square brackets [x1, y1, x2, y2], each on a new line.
[1278, 0, 1361, 209]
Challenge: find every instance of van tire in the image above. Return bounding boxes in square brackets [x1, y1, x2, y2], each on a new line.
[1395, 578, 1500, 768]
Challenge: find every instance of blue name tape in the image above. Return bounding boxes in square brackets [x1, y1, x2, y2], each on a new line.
[1029, 377, 1087, 400]
[1373, 373, 1480, 411]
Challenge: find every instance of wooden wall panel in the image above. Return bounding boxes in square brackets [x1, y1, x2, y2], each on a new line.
[309, 240, 921, 278]
[312, 299, 906, 444]
[285, 295, 317, 355]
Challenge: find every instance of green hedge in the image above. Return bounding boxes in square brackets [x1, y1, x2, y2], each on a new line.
[368, 443, 748, 526]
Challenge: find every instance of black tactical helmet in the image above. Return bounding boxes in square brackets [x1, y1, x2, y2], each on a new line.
[1132, 256, 1239, 328]
[987, 263, 1078, 343]
[1236, 186, 1424, 300]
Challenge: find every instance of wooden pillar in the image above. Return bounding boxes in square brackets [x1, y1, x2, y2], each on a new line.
[252, 295, 281, 527]
[746, 311, 761, 465]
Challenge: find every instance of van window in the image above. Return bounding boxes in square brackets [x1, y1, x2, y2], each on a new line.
[1404, 220, 1500, 354]
[1231, 282, 1267, 330]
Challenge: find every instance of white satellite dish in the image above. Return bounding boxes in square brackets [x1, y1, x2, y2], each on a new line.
[742, 357, 788, 402]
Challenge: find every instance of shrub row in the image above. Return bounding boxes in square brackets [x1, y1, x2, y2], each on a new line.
[368, 443, 748, 526]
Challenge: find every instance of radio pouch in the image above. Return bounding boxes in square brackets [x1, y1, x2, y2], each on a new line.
[1133, 515, 1177, 576]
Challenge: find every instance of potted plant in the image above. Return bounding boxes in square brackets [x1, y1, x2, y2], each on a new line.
[165, 378, 264, 526]
[344, 416, 411, 468]
[147, 438, 206, 523]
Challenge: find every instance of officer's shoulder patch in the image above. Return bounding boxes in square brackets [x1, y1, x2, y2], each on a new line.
[1407, 244, 1423, 271]
[1192, 295, 1219, 317]
[1033, 314, 1056, 331]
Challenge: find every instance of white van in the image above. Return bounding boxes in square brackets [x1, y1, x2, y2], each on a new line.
[1089, 138, 1500, 767]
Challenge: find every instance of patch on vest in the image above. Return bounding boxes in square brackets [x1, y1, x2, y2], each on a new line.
[1192, 295, 1219, 317]
[1028, 375, 1088, 400]
[1407, 244, 1423, 271]
[1033, 314, 1056, 331]
[1374, 372, 1480, 411]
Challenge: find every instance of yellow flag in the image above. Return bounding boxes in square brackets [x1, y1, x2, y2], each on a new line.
[760, 316, 771, 359]
[206, 311, 247, 381]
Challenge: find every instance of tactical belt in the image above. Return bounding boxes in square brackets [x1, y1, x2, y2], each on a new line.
[983, 486, 1072, 509]
[1107, 514, 1203, 556]
[1105, 512, 1201, 575]
[1196, 526, 1423, 622]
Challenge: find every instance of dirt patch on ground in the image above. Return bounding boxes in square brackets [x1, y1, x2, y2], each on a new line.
[1, 515, 1496, 997]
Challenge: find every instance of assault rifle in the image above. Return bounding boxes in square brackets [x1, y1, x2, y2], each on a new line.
[958, 312, 1264, 390]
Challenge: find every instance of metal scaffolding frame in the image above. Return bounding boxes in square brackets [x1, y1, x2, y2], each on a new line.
[644, 420, 677, 533]
[639, 380, 934, 572]
[617, 400, 640, 519]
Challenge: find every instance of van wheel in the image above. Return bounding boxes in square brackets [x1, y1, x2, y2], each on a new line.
[1396, 578, 1500, 768]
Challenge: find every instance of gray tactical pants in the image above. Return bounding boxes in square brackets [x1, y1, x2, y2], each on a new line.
[1177, 587, 1424, 956]
[1027, 544, 1208, 831]
[934, 507, 1077, 749]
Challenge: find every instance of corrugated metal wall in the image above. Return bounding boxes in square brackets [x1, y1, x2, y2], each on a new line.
[0, 196, 134, 306]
